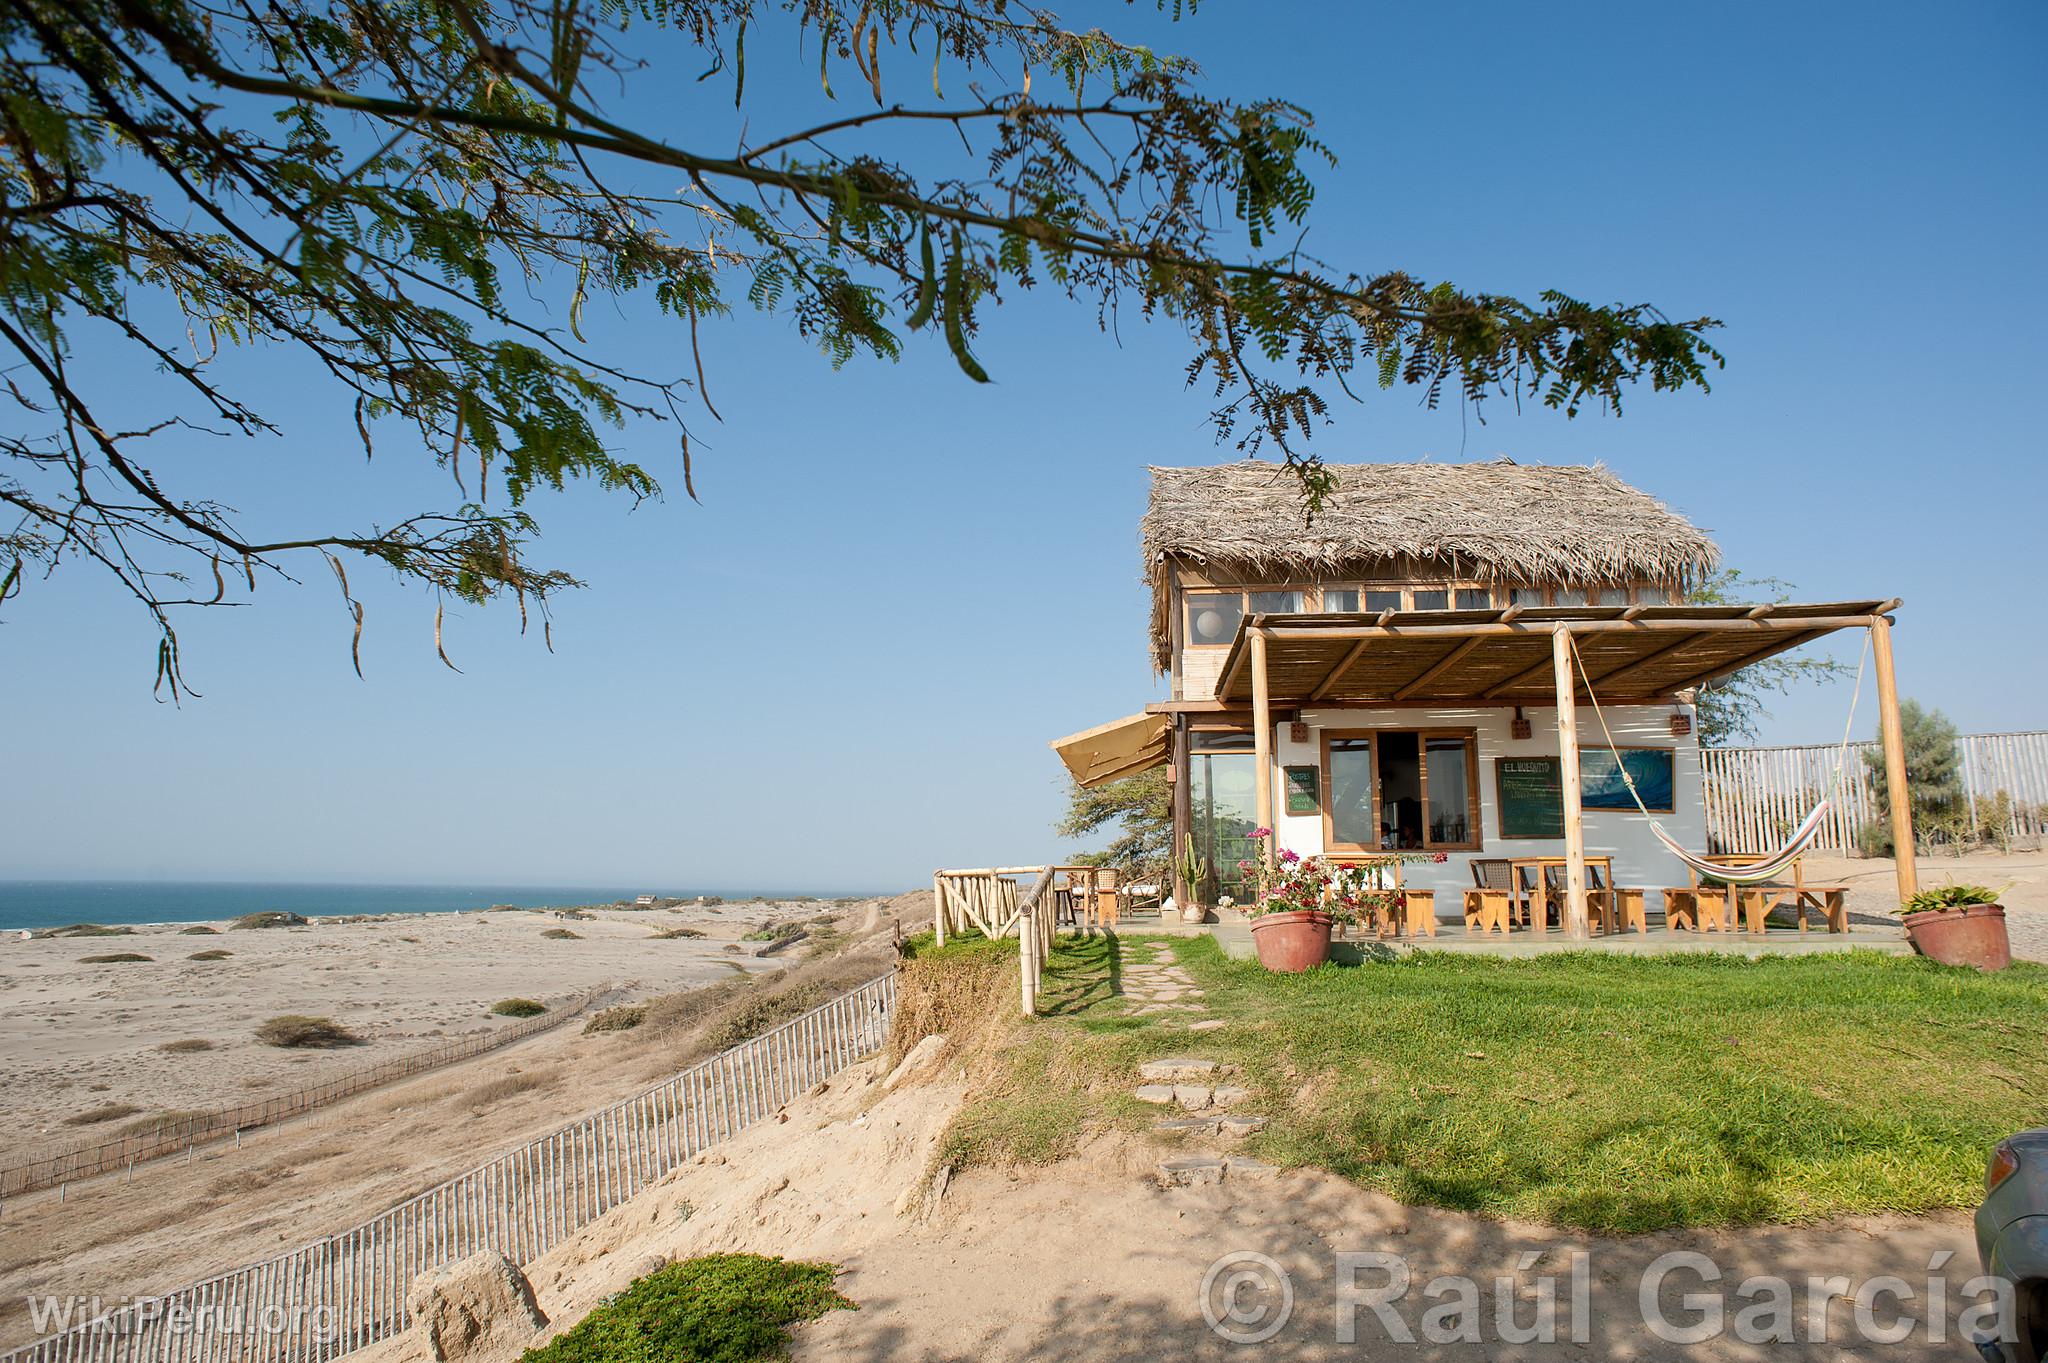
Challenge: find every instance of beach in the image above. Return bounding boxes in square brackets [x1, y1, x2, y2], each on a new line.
[0, 898, 857, 1137]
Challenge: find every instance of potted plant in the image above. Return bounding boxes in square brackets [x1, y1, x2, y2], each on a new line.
[1897, 883, 2012, 971]
[1239, 831, 1335, 972]
[1174, 833, 1210, 923]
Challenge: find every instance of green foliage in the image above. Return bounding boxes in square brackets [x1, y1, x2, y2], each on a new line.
[931, 933, 2048, 1231]
[230, 912, 308, 930]
[79, 952, 152, 963]
[1056, 768, 1173, 879]
[1686, 570, 1851, 746]
[582, 1003, 647, 1034]
[1861, 699, 1965, 855]
[187, 948, 233, 961]
[519, 1255, 853, 1363]
[0, 0, 1720, 692]
[491, 997, 547, 1017]
[1900, 883, 2001, 914]
[34, 923, 132, 938]
[255, 1014, 362, 1048]
[540, 927, 582, 940]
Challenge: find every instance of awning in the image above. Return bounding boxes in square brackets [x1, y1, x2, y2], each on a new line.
[1208, 600, 1900, 706]
[1051, 712, 1169, 788]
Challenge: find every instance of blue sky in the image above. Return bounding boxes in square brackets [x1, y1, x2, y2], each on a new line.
[1, 2, 2042, 890]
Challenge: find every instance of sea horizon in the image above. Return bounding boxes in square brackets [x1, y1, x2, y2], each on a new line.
[0, 878, 896, 932]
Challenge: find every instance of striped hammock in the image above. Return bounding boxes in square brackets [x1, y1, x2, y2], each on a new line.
[1569, 632, 1868, 885]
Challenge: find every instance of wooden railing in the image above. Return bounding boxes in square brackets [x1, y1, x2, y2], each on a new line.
[932, 866, 1109, 1014]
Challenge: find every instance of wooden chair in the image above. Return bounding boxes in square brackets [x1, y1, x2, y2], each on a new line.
[1333, 859, 1437, 938]
[1464, 859, 1513, 935]
[1584, 862, 1648, 934]
[1541, 865, 1616, 935]
[1094, 868, 1120, 928]
[1690, 854, 1847, 934]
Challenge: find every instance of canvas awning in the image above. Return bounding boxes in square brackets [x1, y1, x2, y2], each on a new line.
[1050, 712, 1169, 788]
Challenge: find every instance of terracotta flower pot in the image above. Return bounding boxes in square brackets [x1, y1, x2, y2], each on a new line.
[1901, 904, 2012, 972]
[1249, 909, 1333, 972]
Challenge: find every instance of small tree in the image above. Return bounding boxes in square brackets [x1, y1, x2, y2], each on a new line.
[1055, 769, 1172, 882]
[1687, 570, 1849, 747]
[1861, 699, 1964, 855]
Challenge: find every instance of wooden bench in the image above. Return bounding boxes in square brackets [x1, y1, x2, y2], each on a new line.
[1464, 859, 1514, 935]
[1684, 854, 1848, 934]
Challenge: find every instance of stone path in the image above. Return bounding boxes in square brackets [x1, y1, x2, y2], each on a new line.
[1116, 942, 1209, 1017]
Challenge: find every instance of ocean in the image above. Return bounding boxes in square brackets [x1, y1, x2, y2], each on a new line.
[0, 881, 876, 932]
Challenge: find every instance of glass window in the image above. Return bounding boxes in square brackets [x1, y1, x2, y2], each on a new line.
[1636, 584, 1670, 605]
[1186, 592, 1242, 646]
[1247, 590, 1303, 615]
[1364, 589, 1403, 612]
[1320, 588, 1359, 612]
[1326, 736, 1376, 849]
[1411, 589, 1450, 612]
[1376, 732, 1423, 848]
[1190, 738, 1257, 900]
[1509, 587, 1546, 607]
[1455, 588, 1493, 610]
[1552, 587, 1589, 607]
[1426, 737, 1473, 845]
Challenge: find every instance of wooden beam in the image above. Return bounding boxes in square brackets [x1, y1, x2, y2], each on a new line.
[1309, 637, 1373, 701]
[1663, 630, 1827, 696]
[1260, 610, 1895, 644]
[1251, 629, 1274, 870]
[1871, 616, 1918, 902]
[1393, 636, 1490, 699]
[1577, 631, 1715, 696]
[1552, 630, 1591, 940]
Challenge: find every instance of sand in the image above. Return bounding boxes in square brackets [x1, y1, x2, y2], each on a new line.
[1803, 847, 2048, 959]
[352, 1053, 1991, 1363]
[0, 901, 841, 1136]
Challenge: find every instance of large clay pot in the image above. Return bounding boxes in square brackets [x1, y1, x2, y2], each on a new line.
[1902, 904, 2012, 972]
[1249, 909, 1333, 972]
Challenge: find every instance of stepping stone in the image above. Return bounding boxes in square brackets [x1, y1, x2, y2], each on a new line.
[1217, 1114, 1268, 1137]
[1188, 1019, 1227, 1032]
[1225, 1157, 1279, 1179]
[1173, 1085, 1214, 1110]
[1209, 1084, 1252, 1108]
[1134, 1085, 1178, 1105]
[1154, 1116, 1222, 1136]
[1157, 1157, 1226, 1188]
[1139, 1057, 1218, 1081]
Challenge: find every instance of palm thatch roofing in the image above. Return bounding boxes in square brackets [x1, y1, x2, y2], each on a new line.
[1142, 459, 1721, 669]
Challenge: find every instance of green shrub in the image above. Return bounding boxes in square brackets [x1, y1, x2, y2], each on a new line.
[187, 949, 233, 961]
[518, 1255, 853, 1363]
[255, 1015, 362, 1048]
[158, 1039, 213, 1053]
[180, 925, 221, 935]
[81, 952, 152, 963]
[583, 1004, 647, 1034]
[652, 927, 705, 940]
[64, 1102, 143, 1126]
[541, 928, 582, 941]
[491, 998, 547, 1017]
[230, 911, 308, 930]
[36, 923, 132, 938]
[1901, 883, 2001, 914]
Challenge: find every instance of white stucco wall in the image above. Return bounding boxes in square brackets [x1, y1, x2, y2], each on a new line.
[1264, 703, 1705, 902]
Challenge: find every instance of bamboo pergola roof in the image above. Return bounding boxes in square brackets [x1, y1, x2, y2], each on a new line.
[1201, 601, 1899, 707]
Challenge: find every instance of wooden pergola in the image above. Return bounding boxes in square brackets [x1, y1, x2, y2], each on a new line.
[1201, 599, 1913, 937]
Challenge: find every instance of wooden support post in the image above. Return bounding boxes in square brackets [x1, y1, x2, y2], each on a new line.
[1871, 615, 1918, 902]
[1170, 716, 1193, 905]
[1019, 908, 1036, 1015]
[932, 872, 946, 947]
[1552, 629, 1591, 939]
[1252, 628, 1274, 867]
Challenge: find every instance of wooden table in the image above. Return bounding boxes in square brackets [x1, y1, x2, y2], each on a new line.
[1510, 856, 1615, 934]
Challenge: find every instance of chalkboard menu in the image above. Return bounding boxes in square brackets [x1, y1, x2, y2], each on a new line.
[1496, 757, 1565, 839]
[1282, 765, 1321, 816]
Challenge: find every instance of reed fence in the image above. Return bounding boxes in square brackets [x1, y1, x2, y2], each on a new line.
[0, 974, 896, 1363]
[1703, 729, 2048, 853]
[2, 988, 617, 1201]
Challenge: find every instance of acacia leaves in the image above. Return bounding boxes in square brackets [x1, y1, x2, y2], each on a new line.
[0, 0, 1722, 694]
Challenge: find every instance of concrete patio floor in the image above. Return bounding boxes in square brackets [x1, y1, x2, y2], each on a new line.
[1206, 916, 1914, 961]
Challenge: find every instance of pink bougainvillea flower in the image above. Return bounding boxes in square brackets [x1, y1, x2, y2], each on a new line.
[1252, 827, 1272, 839]
[1279, 848, 1300, 864]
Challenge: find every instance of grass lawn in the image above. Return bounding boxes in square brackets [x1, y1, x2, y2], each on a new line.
[908, 931, 2048, 1232]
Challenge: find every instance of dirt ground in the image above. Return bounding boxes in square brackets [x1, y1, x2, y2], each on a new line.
[0, 900, 832, 1135]
[0, 899, 913, 1350]
[355, 1052, 1994, 1363]
[1804, 847, 2048, 959]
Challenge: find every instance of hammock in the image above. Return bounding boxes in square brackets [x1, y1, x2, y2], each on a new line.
[1567, 631, 1869, 886]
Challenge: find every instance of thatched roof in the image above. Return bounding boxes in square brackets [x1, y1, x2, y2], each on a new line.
[1143, 459, 1720, 669]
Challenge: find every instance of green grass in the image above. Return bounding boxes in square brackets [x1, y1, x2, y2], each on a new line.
[927, 931, 2048, 1232]
[519, 1255, 853, 1363]
[491, 998, 547, 1017]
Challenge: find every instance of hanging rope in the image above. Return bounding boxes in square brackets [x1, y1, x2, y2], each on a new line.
[1566, 628, 1871, 885]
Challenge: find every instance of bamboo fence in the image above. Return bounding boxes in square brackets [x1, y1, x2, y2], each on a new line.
[0, 974, 897, 1363]
[930, 867, 1068, 1015]
[1702, 729, 2047, 853]
[1, 988, 617, 1201]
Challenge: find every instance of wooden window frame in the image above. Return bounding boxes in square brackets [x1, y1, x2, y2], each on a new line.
[1182, 586, 1307, 648]
[1319, 726, 1484, 855]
